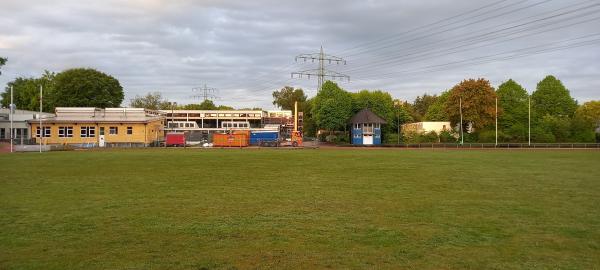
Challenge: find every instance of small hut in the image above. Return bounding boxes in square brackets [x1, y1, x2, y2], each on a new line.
[349, 108, 387, 145]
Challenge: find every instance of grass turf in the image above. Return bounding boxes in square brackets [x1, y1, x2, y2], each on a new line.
[1, 148, 599, 269]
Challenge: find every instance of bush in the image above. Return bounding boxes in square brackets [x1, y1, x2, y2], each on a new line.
[439, 130, 457, 143]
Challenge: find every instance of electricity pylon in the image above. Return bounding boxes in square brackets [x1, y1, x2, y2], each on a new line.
[291, 46, 350, 92]
[192, 84, 219, 101]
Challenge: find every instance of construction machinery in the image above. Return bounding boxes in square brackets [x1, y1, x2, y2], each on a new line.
[290, 101, 303, 147]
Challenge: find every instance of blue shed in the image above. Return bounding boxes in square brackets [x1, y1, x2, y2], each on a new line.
[350, 109, 387, 145]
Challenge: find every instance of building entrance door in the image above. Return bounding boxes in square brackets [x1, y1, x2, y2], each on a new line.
[363, 134, 373, 145]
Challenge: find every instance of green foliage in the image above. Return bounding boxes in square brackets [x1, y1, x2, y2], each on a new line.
[404, 131, 439, 143]
[424, 91, 450, 121]
[312, 81, 353, 131]
[446, 78, 498, 132]
[197, 99, 217, 110]
[439, 130, 457, 143]
[51, 68, 124, 109]
[0, 57, 6, 75]
[351, 90, 395, 133]
[129, 92, 172, 110]
[272, 86, 307, 110]
[180, 103, 202, 110]
[301, 98, 317, 137]
[532, 75, 577, 118]
[496, 79, 528, 142]
[413, 94, 438, 121]
[217, 105, 234, 110]
[0, 71, 56, 112]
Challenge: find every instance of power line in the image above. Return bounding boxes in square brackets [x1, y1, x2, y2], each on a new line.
[291, 46, 350, 92]
[344, 3, 600, 77]
[192, 84, 219, 101]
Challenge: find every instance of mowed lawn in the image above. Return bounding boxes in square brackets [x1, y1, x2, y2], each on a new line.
[1, 149, 599, 269]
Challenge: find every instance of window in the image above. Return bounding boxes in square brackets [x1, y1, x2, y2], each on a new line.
[127, 126, 133, 135]
[0, 128, 4, 139]
[58, 126, 73, 138]
[99, 127, 105, 135]
[80, 127, 96, 138]
[36, 127, 51, 137]
[109, 127, 118, 135]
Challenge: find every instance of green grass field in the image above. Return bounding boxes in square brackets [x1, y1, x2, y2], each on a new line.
[1, 149, 599, 269]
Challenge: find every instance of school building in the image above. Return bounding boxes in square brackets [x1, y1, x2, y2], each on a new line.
[29, 107, 165, 147]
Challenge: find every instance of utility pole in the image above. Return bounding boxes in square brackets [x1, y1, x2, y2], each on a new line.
[9, 86, 14, 153]
[460, 97, 464, 145]
[39, 85, 43, 153]
[495, 97, 498, 147]
[528, 95, 531, 146]
[192, 84, 218, 102]
[291, 46, 350, 92]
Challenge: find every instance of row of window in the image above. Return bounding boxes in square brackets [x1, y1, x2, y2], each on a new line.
[36, 126, 134, 137]
[167, 113, 262, 118]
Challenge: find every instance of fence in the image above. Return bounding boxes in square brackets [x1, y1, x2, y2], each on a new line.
[373, 143, 600, 149]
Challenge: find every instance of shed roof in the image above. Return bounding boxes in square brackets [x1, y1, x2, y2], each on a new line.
[349, 108, 387, 124]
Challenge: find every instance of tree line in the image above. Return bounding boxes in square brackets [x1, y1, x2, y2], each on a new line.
[272, 76, 600, 143]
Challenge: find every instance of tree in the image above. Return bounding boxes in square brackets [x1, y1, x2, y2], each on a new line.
[413, 94, 438, 121]
[531, 75, 577, 118]
[272, 86, 307, 110]
[0, 57, 6, 75]
[574, 101, 600, 128]
[0, 70, 56, 112]
[129, 92, 171, 110]
[424, 91, 450, 121]
[572, 101, 600, 142]
[445, 78, 498, 132]
[217, 105, 234, 110]
[51, 68, 124, 108]
[496, 79, 529, 141]
[197, 99, 217, 110]
[312, 81, 353, 131]
[351, 90, 395, 133]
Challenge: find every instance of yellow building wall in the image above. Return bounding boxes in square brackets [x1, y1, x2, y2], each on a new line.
[30, 119, 164, 145]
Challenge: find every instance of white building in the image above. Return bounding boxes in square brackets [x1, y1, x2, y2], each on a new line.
[402, 121, 452, 135]
[0, 108, 54, 142]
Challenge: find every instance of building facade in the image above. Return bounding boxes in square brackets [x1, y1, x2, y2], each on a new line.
[350, 109, 387, 145]
[0, 108, 54, 142]
[160, 109, 293, 143]
[29, 107, 164, 147]
[402, 121, 451, 135]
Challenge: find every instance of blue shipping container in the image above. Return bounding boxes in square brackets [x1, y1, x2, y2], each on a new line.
[250, 131, 279, 145]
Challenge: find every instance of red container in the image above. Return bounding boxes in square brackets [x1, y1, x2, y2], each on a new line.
[213, 133, 248, 147]
[166, 133, 186, 147]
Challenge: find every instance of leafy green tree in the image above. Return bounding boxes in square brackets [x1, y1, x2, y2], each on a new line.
[351, 90, 395, 132]
[312, 81, 353, 131]
[217, 105, 234, 110]
[197, 99, 217, 110]
[0, 57, 6, 75]
[424, 91, 450, 121]
[129, 92, 171, 110]
[571, 101, 600, 142]
[413, 94, 438, 121]
[51, 68, 123, 108]
[0, 70, 56, 112]
[180, 104, 202, 110]
[445, 78, 498, 132]
[496, 79, 528, 142]
[272, 86, 307, 110]
[301, 98, 317, 137]
[531, 75, 577, 117]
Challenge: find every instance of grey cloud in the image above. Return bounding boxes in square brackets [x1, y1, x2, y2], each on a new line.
[0, 0, 598, 110]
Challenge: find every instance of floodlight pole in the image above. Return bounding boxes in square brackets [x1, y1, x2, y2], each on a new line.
[459, 97, 463, 145]
[528, 95, 531, 146]
[39, 85, 43, 153]
[495, 97, 498, 147]
[10, 86, 13, 153]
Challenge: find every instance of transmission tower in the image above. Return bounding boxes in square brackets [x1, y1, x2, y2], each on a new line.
[291, 46, 350, 92]
[192, 84, 219, 101]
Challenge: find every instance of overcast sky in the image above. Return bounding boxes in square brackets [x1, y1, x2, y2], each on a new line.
[1, 0, 598, 109]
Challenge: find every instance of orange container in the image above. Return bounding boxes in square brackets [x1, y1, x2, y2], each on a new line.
[213, 133, 249, 147]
